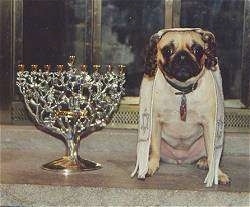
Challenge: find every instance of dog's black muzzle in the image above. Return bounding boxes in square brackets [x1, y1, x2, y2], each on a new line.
[164, 50, 201, 82]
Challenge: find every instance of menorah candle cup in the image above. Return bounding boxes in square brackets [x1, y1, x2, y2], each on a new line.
[80, 64, 87, 72]
[18, 64, 25, 72]
[106, 65, 112, 72]
[44, 64, 51, 72]
[16, 61, 126, 174]
[68, 55, 76, 67]
[56, 64, 64, 73]
[118, 65, 126, 74]
[31, 64, 39, 72]
[93, 64, 101, 72]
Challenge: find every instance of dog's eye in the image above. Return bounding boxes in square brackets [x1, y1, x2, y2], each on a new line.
[192, 45, 204, 57]
[193, 48, 202, 55]
[162, 47, 174, 57]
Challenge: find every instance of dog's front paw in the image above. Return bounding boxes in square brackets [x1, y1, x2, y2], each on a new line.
[219, 171, 231, 185]
[147, 159, 159, 176]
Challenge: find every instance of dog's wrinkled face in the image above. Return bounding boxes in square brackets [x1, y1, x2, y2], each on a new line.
[157, 31, 206, 83]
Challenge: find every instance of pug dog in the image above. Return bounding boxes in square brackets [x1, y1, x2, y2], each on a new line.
[139, 28, 230, 185]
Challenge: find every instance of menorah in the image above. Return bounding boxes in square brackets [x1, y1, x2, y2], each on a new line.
[16, 56, 125, 174]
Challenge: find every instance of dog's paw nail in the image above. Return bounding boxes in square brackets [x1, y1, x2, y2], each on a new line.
[148, 159, 159, 176]
[219, 180, 231, 185]
[219, 178, 231, 185]
[147, 167, 158, 176]
[196, 164, 208, 170]
[219, 175, 231, 185]
[196, 157, 208, 170]
[146, 170, 154, 176]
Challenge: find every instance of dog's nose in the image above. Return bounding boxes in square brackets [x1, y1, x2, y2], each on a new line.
[175, 51, 190, 63]
[180, 55, 185, 61]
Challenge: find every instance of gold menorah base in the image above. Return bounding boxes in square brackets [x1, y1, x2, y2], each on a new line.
[41, 156, 102, 174]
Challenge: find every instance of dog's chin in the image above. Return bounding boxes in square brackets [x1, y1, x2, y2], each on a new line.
[163, 66, 205, 88]
[174, 69, 194, 82]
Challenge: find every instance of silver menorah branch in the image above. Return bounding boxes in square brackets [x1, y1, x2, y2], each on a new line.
[16, 56, 126, 174]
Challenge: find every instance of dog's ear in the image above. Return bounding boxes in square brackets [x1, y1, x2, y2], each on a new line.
[198, 30, 218, 70]
[144, 33, 161, 77]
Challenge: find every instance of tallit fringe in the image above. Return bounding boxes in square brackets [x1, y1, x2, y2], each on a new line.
[131, 140, 150, 178]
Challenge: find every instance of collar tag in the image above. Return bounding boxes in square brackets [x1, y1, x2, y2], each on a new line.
[180, 93, 187, 121]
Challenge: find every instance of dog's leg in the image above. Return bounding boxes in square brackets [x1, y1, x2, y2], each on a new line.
[147, 117, 161, 176]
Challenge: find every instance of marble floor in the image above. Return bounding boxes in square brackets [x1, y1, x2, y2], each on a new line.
[1, 125, 249, 206]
